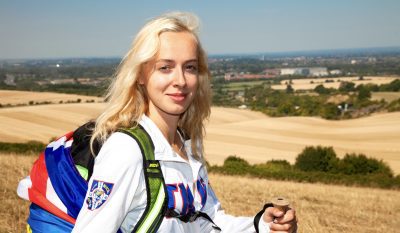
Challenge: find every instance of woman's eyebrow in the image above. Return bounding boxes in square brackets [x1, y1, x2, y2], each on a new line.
[155, 59, 174, 63]
[155, 59, 198, 63]
[185, 59, 198, 63]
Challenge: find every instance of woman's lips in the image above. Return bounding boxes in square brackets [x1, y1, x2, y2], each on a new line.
[167, 93, 187, 102]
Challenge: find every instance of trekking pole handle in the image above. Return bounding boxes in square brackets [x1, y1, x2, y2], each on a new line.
[271, 197, 297, 233]
[271, 197, 290, 213]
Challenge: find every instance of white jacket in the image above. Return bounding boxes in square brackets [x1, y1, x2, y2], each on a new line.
[72, 115, 270, 233]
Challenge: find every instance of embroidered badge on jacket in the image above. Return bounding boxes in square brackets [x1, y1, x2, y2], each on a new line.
[86, 180, 114, 210]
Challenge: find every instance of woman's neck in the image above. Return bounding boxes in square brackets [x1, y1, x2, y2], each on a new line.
[147, 110, 179, 145]
[147, 109, 189, 161]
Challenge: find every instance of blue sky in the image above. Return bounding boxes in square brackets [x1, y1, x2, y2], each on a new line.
[1, 0, 399, 59]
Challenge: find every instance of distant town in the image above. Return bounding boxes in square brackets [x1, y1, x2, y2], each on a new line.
[225, 67, 337, 81]
[1, 47, 400, 120]
[1, 47, 400, 88]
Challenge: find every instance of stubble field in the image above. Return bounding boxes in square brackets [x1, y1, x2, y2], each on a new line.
[0, 90, 103, 106]
[1, 90, 400, 174]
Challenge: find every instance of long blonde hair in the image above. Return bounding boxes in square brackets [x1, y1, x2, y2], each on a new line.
[91, 12, 211, 159]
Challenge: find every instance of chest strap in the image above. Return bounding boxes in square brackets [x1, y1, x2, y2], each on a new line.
[165, 209, 221, 231]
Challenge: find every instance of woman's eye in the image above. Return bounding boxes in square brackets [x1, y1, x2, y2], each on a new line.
[185, 65, 198, 74]
[158, 65, 171, 72]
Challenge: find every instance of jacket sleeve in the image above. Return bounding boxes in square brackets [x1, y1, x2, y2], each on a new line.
[199, 179, 270, 233]
[72, 132, 146, 233]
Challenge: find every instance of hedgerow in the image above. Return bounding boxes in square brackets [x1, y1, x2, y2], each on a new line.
[0, 141, 45, 154]
[209, 146, 399, 189]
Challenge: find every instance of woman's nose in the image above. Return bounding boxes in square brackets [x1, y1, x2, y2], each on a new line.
[173, 68, 187, 87]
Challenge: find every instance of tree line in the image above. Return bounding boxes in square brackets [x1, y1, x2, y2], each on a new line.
[213, 79, 400, 120]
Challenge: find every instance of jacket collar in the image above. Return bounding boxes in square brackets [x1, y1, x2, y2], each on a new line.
[139, 115, 199, 166]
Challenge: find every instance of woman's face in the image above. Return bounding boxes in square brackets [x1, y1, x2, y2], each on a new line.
[142, 31, 199, 118]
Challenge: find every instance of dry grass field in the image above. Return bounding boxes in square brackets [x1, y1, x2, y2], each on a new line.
[205, 107, 400, 175]
[271, 76, 399, 90]
[0, 153, 33, 233]
[209, 173, 400, 233]
[371, 91, 400, 102]
[2, 153, 399, 233]
[0, 103, 104, 143]
[0, 90, 103, 106]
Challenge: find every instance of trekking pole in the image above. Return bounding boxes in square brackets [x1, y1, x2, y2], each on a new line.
[271, 197, 297, 233]
[271, 197, 290, 213]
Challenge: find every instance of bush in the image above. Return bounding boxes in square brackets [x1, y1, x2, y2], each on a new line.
[357, 85, 371, 101]
[254, 159, 292, 172]
[320, 103, 340, 120]
[222, 155, 251, 175]
[286, 84, 294, 94]
[379, 79, 400, 92]
[295, 146, 338, 172]
[338, 153, 393, 177]
[0, 141, 45, 154]
[387, 98, 400, 112]
[339, 81, 356, 92]
[314, 84, 330, 95]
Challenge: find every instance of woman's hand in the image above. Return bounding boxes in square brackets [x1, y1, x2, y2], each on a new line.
[263, 206, 297, 233]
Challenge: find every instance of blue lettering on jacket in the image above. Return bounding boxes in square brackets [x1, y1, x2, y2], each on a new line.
[197, 177, 207, 207]
[166, 177, 207, 215]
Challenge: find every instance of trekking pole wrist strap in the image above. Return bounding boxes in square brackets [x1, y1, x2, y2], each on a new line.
[254, 203, 273, 233]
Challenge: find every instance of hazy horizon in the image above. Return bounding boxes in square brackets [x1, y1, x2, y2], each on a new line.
[1, 0, 399, 59]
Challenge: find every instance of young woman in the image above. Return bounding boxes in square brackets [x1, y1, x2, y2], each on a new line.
[72, 12, 297, 233]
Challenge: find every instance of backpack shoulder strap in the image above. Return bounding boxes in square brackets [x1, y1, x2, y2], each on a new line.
[119, 125, 167, 233]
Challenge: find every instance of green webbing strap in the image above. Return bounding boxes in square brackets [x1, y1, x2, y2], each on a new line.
[75, 165, 89, 181]
[120, 126, 167, 233]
